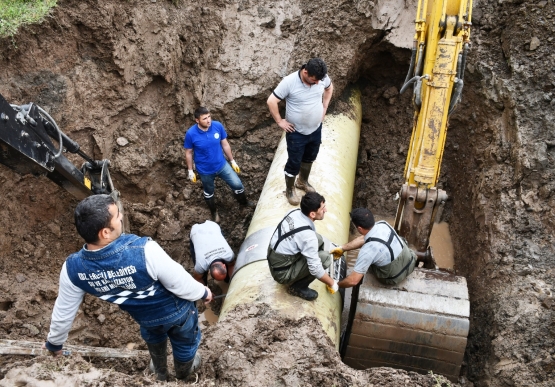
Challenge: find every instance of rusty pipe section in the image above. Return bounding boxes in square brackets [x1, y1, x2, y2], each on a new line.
[219, 88, 362, 348]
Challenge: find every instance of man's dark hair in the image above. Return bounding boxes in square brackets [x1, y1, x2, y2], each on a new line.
[304, 58, 328, 81]
[350, 208, 375, 230]
[194, 106, 210, 119]
[74, 194, 115, 244]
[300, 192, 325, 216]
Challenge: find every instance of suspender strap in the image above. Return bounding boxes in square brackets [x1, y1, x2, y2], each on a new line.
[272, 209, 312, 251]
[386, 253, 414, 280]
[273, 226, 312, 251]
[363, 222, 405, 262]
[381, 221, 405, 249]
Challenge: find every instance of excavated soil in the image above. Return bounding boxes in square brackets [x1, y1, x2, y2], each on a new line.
[1, 0, 554, 386]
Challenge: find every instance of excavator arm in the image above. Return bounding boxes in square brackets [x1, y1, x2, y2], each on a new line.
[395, 0, 472, 260]
[340, 1, 473, 379]
[0, 93, 120, 203]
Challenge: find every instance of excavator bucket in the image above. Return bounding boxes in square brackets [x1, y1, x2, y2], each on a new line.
[341, 268, 469, 382]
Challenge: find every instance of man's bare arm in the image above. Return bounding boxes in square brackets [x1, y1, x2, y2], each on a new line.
[185, 148, 194, 170]
[338, 271, 364, 289]
[322, 82, 334, 121]
[267, 94, 295, 132]
[341, 235, 365, 251]
[221, 139, 235, 162]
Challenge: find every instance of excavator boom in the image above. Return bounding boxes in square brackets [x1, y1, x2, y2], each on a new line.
[0, 93, 120, 203]
[341, 1, 472, 382]
[395, 0, 472, 254]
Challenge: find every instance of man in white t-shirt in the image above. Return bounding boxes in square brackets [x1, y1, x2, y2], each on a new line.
[267, 58, 334, 205]
[190, 220, 235, 284]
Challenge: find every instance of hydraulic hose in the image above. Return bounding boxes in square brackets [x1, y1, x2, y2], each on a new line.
[400, 76, 420, 95]
[414, 77, 423, 109]
[403, 44, 417, 86]
[401, 44, 425, 94]
[37, 106, 64, 159]
[460, 43, 469, 81]
[456, 52, 463, 79]
[448, 78, 464, 115]
[415, 44, 425, 76]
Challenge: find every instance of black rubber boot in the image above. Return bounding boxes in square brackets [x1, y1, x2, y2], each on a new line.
[234, 192, 255, 207]
[175, 352, 202, 380]
[285, 175, 300, 206]
[147, 340, 168, 381]
[287, 275, 318, 301]
[295, 162, 316, 193]
[205, 197, 221, 223]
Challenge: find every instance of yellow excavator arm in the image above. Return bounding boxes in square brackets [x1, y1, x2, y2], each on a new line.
[395, 0, 472, 259]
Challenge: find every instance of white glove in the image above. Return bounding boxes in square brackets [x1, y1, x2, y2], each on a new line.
[231, 160, 241, 173]
[188, 170, 197, 183]
[327, 281, 339, 294]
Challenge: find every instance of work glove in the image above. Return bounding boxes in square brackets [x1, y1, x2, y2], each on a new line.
[188, 170, 197, 183]
[326, 281, 339, 294]
[231, 160, 241, 174]
[330, 247, 344, 260]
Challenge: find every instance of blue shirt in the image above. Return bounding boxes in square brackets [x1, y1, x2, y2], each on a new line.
[184, 120, 228, 175]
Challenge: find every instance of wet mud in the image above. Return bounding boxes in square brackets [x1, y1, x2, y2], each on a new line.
[0, 0, 554, 386]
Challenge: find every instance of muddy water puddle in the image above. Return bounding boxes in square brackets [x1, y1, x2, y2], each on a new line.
[199, 304, 219, 325]
[346, 215, 454, 270]
[199, 279, 229, 325]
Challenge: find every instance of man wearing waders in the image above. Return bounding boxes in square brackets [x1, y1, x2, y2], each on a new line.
[267, 192, 339, 301]
[333, 208, 417, 288]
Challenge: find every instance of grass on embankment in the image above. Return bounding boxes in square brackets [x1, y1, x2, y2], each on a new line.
[0, 0, 57, 37]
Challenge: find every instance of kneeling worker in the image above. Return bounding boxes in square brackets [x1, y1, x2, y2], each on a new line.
[190, 220, 235, 285]
[333, 208, 417, 288]
[267, 192, 338, 301]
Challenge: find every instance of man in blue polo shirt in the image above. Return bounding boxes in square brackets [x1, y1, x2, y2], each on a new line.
[184, 107, 254, 222]
[267, 58, 334, 205]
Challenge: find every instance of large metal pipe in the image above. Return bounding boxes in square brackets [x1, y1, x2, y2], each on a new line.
[219, 88, 362, 348]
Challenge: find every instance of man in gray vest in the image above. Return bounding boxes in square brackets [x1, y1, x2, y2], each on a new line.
[333, 208, 417, 288]
[267, 192, 338, 300]
[267, 58, 334, 205]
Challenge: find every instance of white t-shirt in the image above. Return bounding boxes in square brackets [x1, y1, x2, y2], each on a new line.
[272, 70, 332, 135]
[190, 220, 235, 274]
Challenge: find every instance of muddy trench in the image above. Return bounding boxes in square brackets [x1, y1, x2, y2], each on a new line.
[0, 0, 554, 386]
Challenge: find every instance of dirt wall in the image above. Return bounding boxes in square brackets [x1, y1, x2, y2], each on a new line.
[0, 0, 554, 385]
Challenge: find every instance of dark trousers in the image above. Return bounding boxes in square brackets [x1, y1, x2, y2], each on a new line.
[284, 124, 322, 176]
